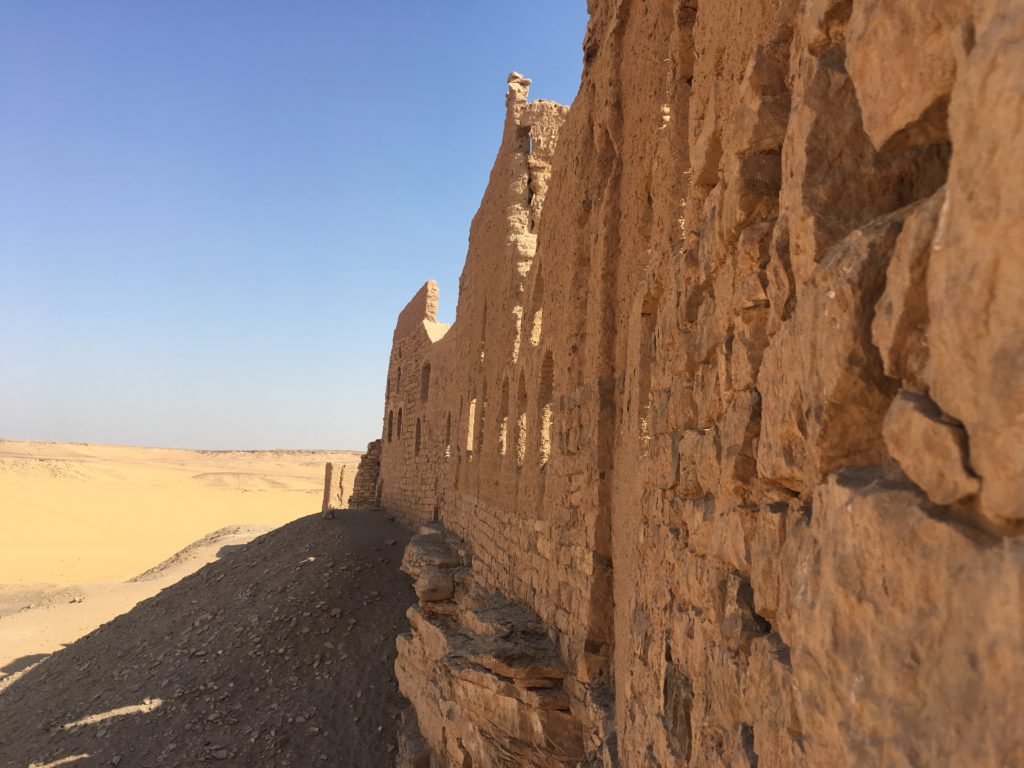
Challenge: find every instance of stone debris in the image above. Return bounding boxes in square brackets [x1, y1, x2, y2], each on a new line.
[395, 528, 585, 767]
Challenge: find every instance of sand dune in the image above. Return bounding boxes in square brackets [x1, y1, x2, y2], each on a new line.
[0, 440, 364, 685]
[0, 440, 361, 586]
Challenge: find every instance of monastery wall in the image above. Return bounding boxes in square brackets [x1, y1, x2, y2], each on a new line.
[376, 1, 1024, 765]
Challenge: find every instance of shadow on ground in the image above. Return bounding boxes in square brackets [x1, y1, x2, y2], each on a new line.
[215, 544, 248, 558]
[0, 510, 413, 768]
[0, 653, 51, 678]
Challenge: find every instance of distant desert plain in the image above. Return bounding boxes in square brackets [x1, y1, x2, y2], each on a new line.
[0, 439, 360, 685]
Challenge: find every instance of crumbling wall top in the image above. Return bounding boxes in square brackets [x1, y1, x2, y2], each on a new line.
[393, 280, 447, 343]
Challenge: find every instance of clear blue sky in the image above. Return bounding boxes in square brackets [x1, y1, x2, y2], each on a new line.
[0, 2, 588, 450]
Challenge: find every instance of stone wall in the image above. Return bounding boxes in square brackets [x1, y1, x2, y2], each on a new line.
[377, 3, 1024, 766]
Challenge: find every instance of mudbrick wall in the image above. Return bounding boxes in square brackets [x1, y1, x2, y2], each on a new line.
[376, 2, 1024, 766]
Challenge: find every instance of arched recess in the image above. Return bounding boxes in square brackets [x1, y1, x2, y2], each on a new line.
[515, 371, 528, 468]
[529, 268, 544, 347]
[498, 378, 511, 457]
[444, 412, 452, 458]
[639, 289, 660, 456]
[537, 352, 554, 467]
[475, 380, 488, 457]
[420, 363, 431, 402]
[479, 301, 488, 361]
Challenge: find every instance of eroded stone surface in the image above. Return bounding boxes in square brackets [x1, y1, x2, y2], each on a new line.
[847, 0, 973, 149]
[780, 469, 1024, 766]
[926, 1, 1024, 527]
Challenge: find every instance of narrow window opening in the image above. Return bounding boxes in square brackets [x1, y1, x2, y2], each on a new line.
[466, 398, 477, 455]
[475, 381, 488, 456]
[444, 412, 452, 458]
[479, 302, 488, 361]
[476, 398, 488, 456]
[415, 419, 422, 455]
[529, 269, 544, 347]
[515, 372, 528, 468]
[538, 352, 554, 467]
[420, 363, 431, 402]
[397, 408, 403, 439]
[498, 378, 510, 457]
[387, 410, 394, 443]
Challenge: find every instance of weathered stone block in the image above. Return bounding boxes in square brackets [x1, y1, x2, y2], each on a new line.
[758, 216, 903, 492]
[883, 390, 980, 505]
[872, 189, 944, 389]
[780, 469, 1024, 766]
[847, 0, 972, 148]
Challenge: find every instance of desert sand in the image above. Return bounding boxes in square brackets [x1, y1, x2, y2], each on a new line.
[0, 440, 360, 586]
[0, 440, 362, 685]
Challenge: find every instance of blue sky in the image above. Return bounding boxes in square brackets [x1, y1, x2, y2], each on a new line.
[0, 2, 588, 449]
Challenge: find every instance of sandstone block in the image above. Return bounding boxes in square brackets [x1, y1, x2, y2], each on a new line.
[926, 4, 1024, 525]
[414, 568, 455, 602]
[780, 468, 1024, 766]
[847, 0, 972, 149]
[883, 390, 980, 505]
[872, 189, 944, 389]
[781, 22, 949, 288]
[758, 216, 902, 492]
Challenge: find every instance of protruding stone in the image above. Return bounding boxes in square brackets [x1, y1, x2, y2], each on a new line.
[758, 216, 904, 492]
[781, 469, 1024, 766]
[872, 189, 944, 389]
[926, 5, 1024, 525]
[846, 0, 972, 149]
[413, 568, 454, 603]
[883, 390, 980, 505]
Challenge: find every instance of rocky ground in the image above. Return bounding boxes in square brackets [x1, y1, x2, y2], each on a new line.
[0, 510, 414, 768]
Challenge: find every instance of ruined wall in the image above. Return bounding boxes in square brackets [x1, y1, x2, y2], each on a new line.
[347, 439, 382, 509]
[378, 2, 1024, 766]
